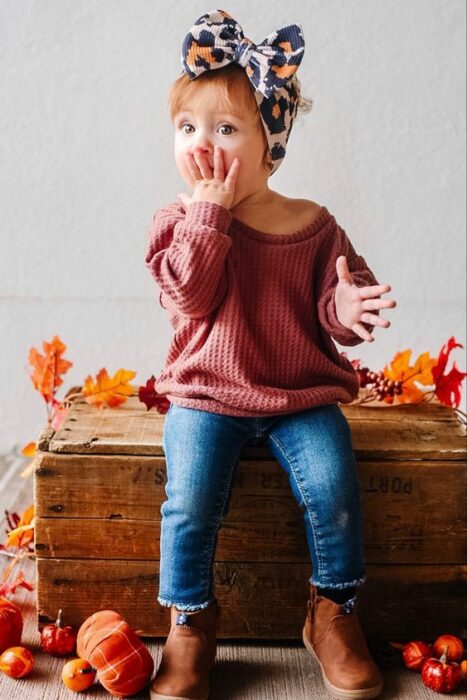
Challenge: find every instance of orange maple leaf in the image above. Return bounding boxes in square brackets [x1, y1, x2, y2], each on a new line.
[82, 368, 137, 408]
[21, 441, 36, 457]
[383, 349, 437, 404]
[28, 335, 73, 403]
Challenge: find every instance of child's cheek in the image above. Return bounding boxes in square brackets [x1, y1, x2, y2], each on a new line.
[178, 156, 194, 185]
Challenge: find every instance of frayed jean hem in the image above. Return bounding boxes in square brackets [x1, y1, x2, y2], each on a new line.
[157, 594, 217, 612]
[309, 573, 367, 589]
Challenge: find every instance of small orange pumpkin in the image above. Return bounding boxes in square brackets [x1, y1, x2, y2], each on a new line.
[0, 597, 23, 653]
[0, 645, 34, 678]
[77, 610, 154, 697]
[432, 634, 464, 663]
[61, 658, 96, 691]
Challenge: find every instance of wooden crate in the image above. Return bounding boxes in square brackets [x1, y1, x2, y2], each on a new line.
[34, 387, 467, 640]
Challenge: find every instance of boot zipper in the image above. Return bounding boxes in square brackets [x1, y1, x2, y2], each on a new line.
[341, 596, 357, 614]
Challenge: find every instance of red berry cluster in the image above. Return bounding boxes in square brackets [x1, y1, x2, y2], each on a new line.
[356, 368, 403, 401]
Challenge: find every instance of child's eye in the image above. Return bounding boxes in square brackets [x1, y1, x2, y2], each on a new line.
[219, 124, 235, 135]
[179, 123, 236, 135]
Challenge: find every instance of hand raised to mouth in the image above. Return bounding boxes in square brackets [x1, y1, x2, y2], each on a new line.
[178, 146, 240, 211]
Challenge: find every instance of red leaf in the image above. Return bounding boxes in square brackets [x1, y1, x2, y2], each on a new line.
[138, 376, 171, 413]
[0, 571, 34, 596]
[432, 336, 467, 408]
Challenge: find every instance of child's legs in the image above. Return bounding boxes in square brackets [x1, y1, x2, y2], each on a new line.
[159, 403, 254, 611]
[267, 403, 367, 589]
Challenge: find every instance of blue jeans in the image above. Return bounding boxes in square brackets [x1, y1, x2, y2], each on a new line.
[158, 402, 367, 611]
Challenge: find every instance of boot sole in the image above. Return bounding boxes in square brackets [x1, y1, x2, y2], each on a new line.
[150, 692, 208, 700]
[302, 627, 383, 700]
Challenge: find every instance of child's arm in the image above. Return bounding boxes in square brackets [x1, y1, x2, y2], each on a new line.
[316, 224, 396, 346]
[145, 200, 233, 319]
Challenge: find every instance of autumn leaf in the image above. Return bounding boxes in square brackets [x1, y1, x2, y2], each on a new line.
[0, 571, 34, 596]
[28, 335, 73, 403]
[5, 505, 35, 549]
[6, 523, 34, 549]
[82, 368, 137, 408]
[432, 336, 467, 408]
[139, 375, 171, 413]
[19, 442, 37, 479]
[383, 349, 437, 404]
[21, 442, 36, 457]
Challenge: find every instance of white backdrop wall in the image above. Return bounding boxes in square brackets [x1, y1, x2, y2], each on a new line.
[0, 0, 465, 455]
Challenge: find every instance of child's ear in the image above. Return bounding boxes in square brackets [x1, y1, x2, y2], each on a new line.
[262, 146, 273, 172]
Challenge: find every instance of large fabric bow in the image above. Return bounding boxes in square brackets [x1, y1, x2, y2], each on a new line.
[181, 9, 305, 100]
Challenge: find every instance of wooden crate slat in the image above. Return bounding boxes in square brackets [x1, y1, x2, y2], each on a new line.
[37, 390, 466, 460]
[36, 558, 467, 640]
[34, 453, 466, 564]
[34, 504, 466, 564]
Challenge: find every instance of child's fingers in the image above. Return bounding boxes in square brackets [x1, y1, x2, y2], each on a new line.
[224, 157, 240, 185]
[213, 146, 224, 180]
[352, 322, 375, 342]
[192, 149, 212, 179]
[362, 297, 397, 310]
[359, 284, 392, 297]
[361, 312, 391, 328]
[185, 153, 202, 181]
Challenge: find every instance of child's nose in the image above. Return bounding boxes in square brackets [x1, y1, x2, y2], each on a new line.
[193, 146, 212, 157]
[191, 146, 214, 166]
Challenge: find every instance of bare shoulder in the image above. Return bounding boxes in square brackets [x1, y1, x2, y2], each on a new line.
[283, 197, 324, 227]
[231, 194, 325, 235]
[285, 197, 323, 215]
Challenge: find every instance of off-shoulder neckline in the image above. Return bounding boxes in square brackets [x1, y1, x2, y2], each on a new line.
[173, 201, 333, 244]
[231, 206, 333, 244]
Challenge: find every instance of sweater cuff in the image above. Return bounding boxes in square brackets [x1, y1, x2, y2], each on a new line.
[184, 200, 233, 234]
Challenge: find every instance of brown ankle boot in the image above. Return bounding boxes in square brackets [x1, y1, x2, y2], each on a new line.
[303, 584, 383, 699]
[150, 600, 219, 700]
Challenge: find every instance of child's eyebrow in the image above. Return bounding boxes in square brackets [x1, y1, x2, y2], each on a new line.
[176, 109, 245, 121]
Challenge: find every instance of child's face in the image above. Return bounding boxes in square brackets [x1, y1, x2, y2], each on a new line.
[173, 88, 270, 208]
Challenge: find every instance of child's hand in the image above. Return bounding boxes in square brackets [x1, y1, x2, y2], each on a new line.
[334, 256, 397, 342]
[178, 146, 240, 211]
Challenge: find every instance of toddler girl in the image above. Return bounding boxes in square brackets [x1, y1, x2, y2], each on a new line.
[145, 9, 396, 700]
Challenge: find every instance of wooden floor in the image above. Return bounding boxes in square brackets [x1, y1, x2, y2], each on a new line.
[1, 453, 465, 700]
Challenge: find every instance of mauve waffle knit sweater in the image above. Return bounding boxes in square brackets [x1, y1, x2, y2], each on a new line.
[145, 199, 380, 417]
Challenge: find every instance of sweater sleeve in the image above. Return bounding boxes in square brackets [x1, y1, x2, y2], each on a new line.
[316, 223, 381, 346]
[145, 200, 233, 319]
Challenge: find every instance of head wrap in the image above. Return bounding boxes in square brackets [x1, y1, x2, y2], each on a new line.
[180, 9, 305, 175]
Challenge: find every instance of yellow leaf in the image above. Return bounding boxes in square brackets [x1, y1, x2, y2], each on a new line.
[6, 522, 34, 548]
[384, 348, 437, 405]
[5, 506, 35, 548]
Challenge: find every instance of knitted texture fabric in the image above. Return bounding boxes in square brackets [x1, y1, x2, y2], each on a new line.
[145, 200, 380, 417]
